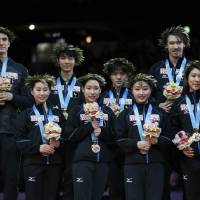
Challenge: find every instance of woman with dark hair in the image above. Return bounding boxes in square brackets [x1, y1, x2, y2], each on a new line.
[15, 74, 65, 200]
[115, 73, 170, 200]
[65, 73, 116, 200]
[169, 60, 200, 200]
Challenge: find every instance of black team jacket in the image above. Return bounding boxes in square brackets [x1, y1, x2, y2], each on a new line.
[15, 103, 66, 166]
[168, 91, 200, 172]
[65, 104, 116, 163]
[115, 101, 171, 165]
[0, 57, 32, 134]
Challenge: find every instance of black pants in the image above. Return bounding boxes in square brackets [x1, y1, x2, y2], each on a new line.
[24, 164, 62, 200]
[108, 162, 125, 200]
[0, 134, 19, 200]
[124, 163, 164, 200]
[162, 163, 172, 200]
[72, 161, 108, 200]
[182, 168, 200, 200]
[61, 143, 75, 200]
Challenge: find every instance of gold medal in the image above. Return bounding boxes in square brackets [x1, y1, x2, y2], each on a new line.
[91, 144, 100, 153]
[63, 111, 68, 120]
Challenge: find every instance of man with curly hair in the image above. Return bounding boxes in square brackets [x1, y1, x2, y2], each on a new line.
[49, 43, 84, 200]
[149, 25, 190, 200]
[0, 26, 31, 200]
[149, 25, 190, 112]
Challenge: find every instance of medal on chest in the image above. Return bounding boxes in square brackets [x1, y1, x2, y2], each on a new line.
[62, 110, 68, 120]
[91, 143, 101, 153]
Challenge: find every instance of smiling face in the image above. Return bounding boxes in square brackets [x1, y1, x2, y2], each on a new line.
[132, 81, 151, 104]
[58, 53, 76, 73]
[166, 35, 185, 60]
[31, 81, 50, 105]
[188, 68, 200, 92]
[82, 79, 101, 103]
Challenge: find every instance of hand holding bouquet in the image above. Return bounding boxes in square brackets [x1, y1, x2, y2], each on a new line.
[163, 82, 183, 100]
[143, 122, 161, 144]
[172, 130, 200, 150]
[44, 121, 62, 141]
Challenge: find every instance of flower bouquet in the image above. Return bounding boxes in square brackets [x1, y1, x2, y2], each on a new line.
[172, 130, 200, 150]
[143, 122, 161, 144]
[109, 102, 121, 116]
[163, 82, 183, 100]
[44, 121, 62, 141]
[83, 102, 101, 119]
[84, 102, 103, 153]
[0, 76, 12, 91]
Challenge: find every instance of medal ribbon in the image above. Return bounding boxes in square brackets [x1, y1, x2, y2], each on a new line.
[1, 57, 8, 77]
[185, 95, 200, 130]
[90, 108, 104, 161]
[185, 95, 200, 152]
[33, 105, 53, 143]
[56, 76, 76, 110]
[165, 57, 187, 85]
[109, 88, 128, 111]
[133, 104, 153, 141]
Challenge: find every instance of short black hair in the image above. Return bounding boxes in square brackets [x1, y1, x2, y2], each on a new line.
[0, 26, 16, 43]
[183, 60, 200, 93]
[78, 73, 106, 88]
[103, 58, 135, 76]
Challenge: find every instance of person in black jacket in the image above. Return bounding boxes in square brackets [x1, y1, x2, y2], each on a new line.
[0, 26, 31, 200]
[100, 58, 135, 112]
[149, 25, 190, 112]
[168, 60, 200, 200]
[49, 43, 84, 200]
[99, 58, 135, 200]
[149, 25, 190, 200]
[115, 73, 170, 200]
[49, 43, 84, 117]
[65, 73, 116, 200]
[15, 74, 65, 200]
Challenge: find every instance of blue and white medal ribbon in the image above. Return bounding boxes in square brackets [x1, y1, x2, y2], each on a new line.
[165, 57, 187, 85]
[33, 105, 54, 164]
[109, 88, 128, 111]
[119, 88, 128, 111]
[108, 90, 115, 104]
[185, 95, 200, 152]
[133, 104, 153, 141]
[33, 105, 53, 143]
[185, 95, 200, 130]
[56, 76, 76, 111]
[1, 57, 8, 77]
[90, 108, 104, 161]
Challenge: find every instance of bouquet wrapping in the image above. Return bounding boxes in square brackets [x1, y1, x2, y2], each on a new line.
[143, 122, 161, 144]
[163, 82, 182, 100]
[0, 77, 12, 91]
[172, 130, 200, 150]
[44, 121, 62, 140]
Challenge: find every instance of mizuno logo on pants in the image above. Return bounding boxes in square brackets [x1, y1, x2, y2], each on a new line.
[126, 178, 133, 183]
[76, 177, 84, 183]
[28, 177, 36, 182]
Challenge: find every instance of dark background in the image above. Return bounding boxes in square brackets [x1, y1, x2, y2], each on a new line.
[1, 0, 200, 76]
[0, 1, 197, 197]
